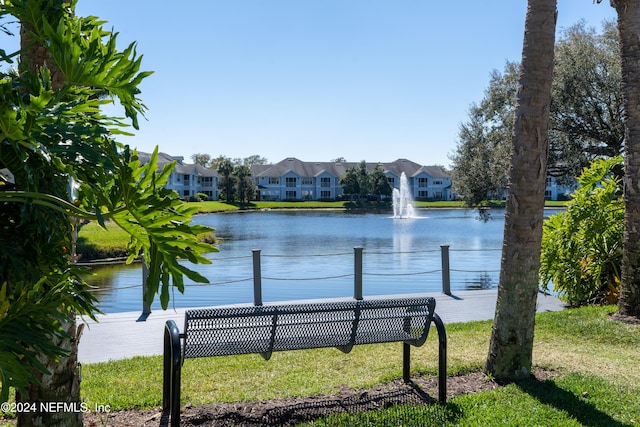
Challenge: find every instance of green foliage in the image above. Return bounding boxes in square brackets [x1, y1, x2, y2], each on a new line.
[0, 0, 215, 400]
[540, 157, 624, 305]
[339, 162, 392, 201]
[451, 20, 624, 206]
[449, 62, 516, 205]
[109, 150, 215, 309]
[550, 20, 623, 179]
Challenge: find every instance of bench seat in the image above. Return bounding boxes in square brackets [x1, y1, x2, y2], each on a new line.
[163, 295, 446, 427]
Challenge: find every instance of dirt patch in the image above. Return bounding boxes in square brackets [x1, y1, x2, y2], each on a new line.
[82, 368, 558, 427]
[610, 312, 640, 325]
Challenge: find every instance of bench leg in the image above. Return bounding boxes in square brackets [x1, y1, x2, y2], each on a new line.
[163, 320, 183, 427]
[432, 313, 447, 403]
[402, 342, 411, 382]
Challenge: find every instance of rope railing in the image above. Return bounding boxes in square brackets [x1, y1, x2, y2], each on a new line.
[363, 270, 441, 277]
[92, 245, 501, 314]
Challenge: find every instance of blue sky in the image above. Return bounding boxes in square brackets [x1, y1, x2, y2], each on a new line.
[10, 2, 619, 167]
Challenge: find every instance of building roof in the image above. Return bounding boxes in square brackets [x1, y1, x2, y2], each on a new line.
[137, 151, 184, 166]
[252, 158, 450, 180]
[136, 153, 449, 181]
[137, 152, 217, 177]
[173, 163, 218, 177]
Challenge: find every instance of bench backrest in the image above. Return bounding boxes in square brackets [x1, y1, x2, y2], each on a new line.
[182, 296, 435, 360]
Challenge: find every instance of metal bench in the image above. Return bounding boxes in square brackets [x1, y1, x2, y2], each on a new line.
[162, 295, 447, 427]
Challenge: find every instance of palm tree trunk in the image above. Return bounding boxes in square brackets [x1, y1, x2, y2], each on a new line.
[485, 0, 556, 379]
[614, 0, 640, 318]
[16, 315, 84, 427]
[17, 3, 85, 426]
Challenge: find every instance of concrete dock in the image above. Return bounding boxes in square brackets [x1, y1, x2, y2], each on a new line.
[77, 289, 566, 364]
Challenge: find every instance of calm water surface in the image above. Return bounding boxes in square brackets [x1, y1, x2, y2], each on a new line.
[85, 209, 558, 313]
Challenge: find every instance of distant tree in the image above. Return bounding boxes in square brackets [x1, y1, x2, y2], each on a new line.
[243, 154, 269, 167]
[449, 62, 518, 205]
[210, 155, 231, 171]
[449, 100, 511, 205]
[339, 167, 360, 201]
[485, 0, 556, 380]
[370, 165, 392, 201]
[217, 158, 236, 202]
[550, 19, 623, 182]
[331, 157, 347, 163]
[191, 153, 211, 167]
[357, 161, 370, 199]
[235, 164, 256, 203]
[451, 20, 624, 205]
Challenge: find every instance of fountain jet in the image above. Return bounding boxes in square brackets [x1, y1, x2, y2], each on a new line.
[392, 172, 415, 219]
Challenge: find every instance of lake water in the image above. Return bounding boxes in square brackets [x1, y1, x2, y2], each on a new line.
[85, 208, 559, 314]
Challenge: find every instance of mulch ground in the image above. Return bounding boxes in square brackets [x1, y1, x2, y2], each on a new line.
[82, 368, 558, 427]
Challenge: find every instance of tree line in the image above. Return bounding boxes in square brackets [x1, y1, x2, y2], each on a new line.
[450, 20, 623, 206]
[190, 154, 268, 203]
[190, 155, 394, 203]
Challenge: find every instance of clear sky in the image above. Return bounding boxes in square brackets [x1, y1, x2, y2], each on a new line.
[12, 2, 620, 167]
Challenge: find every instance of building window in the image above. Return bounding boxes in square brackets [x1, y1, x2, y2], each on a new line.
[432, 180, 442, 185]
[201, 176, 213, 187]
[321, 177, 331, 187]
[285, 191, 296, 199]
[418, 177, 428, 187]
[418, 191, 428, 198]
[302, 190, 313, 200]
[286, 177, 297, 187]
[321, 190, 331, 199]
[183, 175, 190, 185]
[388, 177, 395, 187]
[268, 177, 279, 184]
[302, 177, 313, 185]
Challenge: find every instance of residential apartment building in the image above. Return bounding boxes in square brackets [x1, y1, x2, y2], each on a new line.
[137, 152, 574, 202]
[545, 175, 576, 201]
[137, 152, 219, 200]
[252, 157, 453, 202]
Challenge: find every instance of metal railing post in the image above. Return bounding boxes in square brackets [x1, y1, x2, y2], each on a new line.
[354, 246, 363, 300]
[142, 255, 151, 316]
[441, 245, 451, 295]
[252, 249, 263, 306]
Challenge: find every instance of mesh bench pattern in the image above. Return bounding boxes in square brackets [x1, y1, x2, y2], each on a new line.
[163, 296, 447, 427]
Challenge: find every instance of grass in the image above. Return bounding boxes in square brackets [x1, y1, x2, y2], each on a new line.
[76, 222, 132, 260]
[69, 305, 638, 426]
[303, 373, 638, 426]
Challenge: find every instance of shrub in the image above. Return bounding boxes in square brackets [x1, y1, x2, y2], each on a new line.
[540, 157, 624, 306]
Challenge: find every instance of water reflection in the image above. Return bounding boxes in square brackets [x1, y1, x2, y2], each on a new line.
[84, 209, 535, 313]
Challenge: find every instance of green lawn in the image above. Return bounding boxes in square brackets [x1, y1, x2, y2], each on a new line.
[67, 306, 639, 426]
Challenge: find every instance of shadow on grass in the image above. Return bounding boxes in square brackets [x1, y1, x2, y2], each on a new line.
[164, 380, 462, 426]
[516, 378, 631, 427]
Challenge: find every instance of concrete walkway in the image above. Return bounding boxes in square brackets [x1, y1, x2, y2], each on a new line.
[77, 290, 566, 364]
